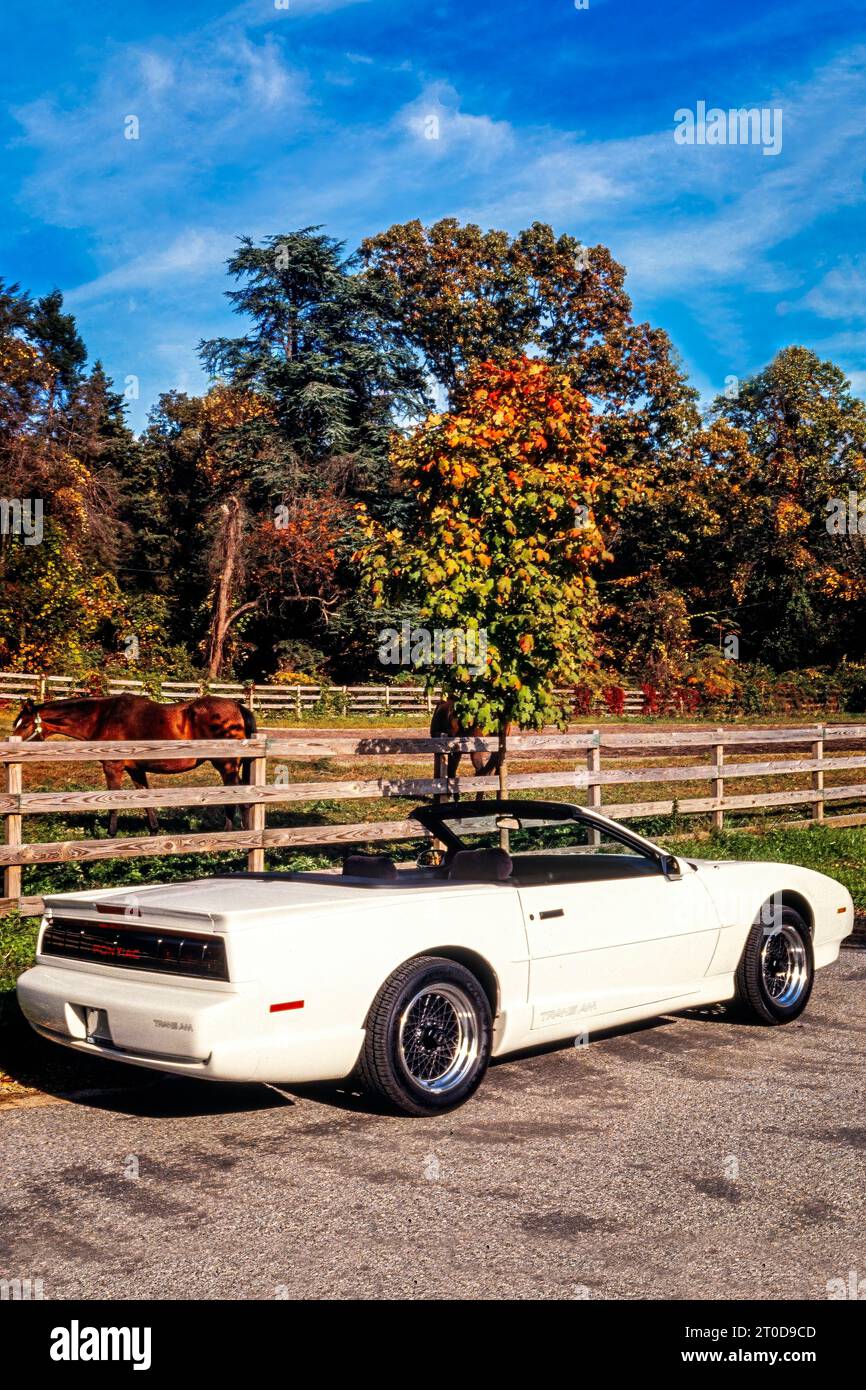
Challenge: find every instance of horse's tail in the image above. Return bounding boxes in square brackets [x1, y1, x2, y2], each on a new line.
[239, 703, 257, 784]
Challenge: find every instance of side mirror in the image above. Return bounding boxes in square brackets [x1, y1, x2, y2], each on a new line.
[661, 855, 683, 881]
[417, 847, 443, 868]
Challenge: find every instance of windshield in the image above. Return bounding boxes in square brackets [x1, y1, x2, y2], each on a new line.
[437, 813, 645, 858]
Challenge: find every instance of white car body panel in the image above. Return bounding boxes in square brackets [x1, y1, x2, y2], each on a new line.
[16, 807, 854, 1089]
[519, 868, 722, 1029]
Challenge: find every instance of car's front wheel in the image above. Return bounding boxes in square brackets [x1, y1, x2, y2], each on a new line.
[735, 906, 814, 1024]
[357, 956, 492, 1115]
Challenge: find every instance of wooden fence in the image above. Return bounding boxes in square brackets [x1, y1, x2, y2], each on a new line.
[4, 724, 866, 917]
[0, 671, 647, 716]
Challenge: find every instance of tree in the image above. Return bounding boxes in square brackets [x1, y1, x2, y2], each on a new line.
[0, 282, 134, 668]
[707, 348, 866, 666]
[601, 417, 752, 674]
[0, 521, 123, 670]
[200, 229, 429, 495]
[357, 357, 641, 788]
[194, 231, 431, 675]
[125, 392, 208, 622]
[604, 349, 866, 673]
[251, 491, 352, 626]
[359, 218, 699, 477]
[205, 495, 249, 678]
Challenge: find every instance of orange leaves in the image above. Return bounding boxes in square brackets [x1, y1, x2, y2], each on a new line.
[396, 358, 606, 494]
[357, 353, 638, 726]
[200, 383, 271, 431]
[774, 497, 809, 537]
[199, 385, 273, 491]
[254, 490, 349, 606]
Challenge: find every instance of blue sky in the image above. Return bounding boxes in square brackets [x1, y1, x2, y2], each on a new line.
[2, 0, 864, 431]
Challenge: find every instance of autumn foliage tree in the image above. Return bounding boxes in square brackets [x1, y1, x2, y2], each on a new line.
[707, 348, 866, 667]
[194, 230, 429, 675]
[607, 348, 866, 674]
[359, 218, 699, 480]
[252, 492, 351, 626]
[0, 281, 131, 669]
[357, 357, 641, 771]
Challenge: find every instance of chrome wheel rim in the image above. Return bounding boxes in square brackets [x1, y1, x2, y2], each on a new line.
[761, 924, 809, 1007]
[398, 984, 480, 1094]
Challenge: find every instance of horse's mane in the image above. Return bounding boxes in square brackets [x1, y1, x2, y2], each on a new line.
[38, 696, 114, 709]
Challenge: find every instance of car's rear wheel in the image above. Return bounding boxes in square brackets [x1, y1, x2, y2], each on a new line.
[357, 956, 492, 1115]
[735, 906, 814, 1024]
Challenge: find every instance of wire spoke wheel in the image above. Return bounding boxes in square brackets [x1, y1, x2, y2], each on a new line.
[398, 984, 480, 1095]
[358, 955, 492, 1114]
[760, 923, 809, 1008]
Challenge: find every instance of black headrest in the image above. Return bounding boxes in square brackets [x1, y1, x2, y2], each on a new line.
[447, 848, 512, 882]
[342, 854, 398, 881]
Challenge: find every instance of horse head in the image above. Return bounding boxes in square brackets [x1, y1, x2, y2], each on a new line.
[12, 697, 45, 741]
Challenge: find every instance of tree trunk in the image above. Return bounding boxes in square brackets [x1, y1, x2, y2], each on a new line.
[498, 724, 509, 852]
[206, 496, 244, 678]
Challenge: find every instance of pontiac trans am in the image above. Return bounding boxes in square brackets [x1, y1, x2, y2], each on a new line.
[17, 801, 853, 1115]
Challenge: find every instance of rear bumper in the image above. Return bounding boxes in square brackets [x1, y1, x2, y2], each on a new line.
[16, 963, 364, 1085]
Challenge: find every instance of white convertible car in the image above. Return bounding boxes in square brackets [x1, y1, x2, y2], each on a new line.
[17, 801, 853, 1115]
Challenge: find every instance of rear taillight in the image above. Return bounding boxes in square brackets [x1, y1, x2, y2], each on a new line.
[41, 917, 229, 981]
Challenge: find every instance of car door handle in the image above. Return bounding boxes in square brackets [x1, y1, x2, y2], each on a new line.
[539, 908, 565, 920]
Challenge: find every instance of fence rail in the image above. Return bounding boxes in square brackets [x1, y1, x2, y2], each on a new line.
[3, 724, 866, 917]
[0, 671, 647, 716]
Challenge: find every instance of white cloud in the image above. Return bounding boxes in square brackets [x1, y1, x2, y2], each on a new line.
[802, 258, 866, 320]
[406, 47, 866, 310]
[400, 83, 514, 164]
[139, 52, 174, 97]
[65, 229, 229, 309]
[235, 36, 296, 107]
[11, 29, 308, 231]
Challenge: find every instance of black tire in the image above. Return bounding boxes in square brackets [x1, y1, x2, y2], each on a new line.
[356, 956, 492, 1116]
[735, 905, 814, 1025]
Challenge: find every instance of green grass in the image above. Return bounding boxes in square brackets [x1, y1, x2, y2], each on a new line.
[0, 911, 38, 995]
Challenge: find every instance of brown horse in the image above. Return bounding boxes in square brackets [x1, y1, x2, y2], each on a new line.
[12, 694, 257, 836]
[430, 697, 506, 801]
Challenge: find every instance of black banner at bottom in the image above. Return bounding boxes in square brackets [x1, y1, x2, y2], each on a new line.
[2, 1297, 861, 1375]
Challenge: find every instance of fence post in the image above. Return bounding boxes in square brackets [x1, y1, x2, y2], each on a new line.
[37, 673, 46, 702]
[295, 685, 301, 719]
[587, 731, 601, 847]
[712, 730, 724, 832]
[245, 681, 256, 712]
[4, 736, 23, 907]
[246, 753, 267, 874]
[433, 749, 445, 803]
[812, 725, 825, 823]
[430, 745, 450, 861]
